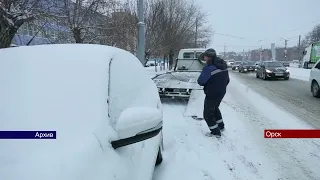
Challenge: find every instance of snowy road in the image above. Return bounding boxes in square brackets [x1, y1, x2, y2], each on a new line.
[229, 70, 320, 128]
[152, 73, 320, 180]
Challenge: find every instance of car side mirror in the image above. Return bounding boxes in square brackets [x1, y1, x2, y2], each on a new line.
[302, 51, 306, 55]
[111, 107, 163, 149]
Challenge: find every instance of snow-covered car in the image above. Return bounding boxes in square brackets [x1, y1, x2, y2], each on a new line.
[0, 44, 164, 180]
[309, 60, 320, 97]
[146, 60, 156, 67]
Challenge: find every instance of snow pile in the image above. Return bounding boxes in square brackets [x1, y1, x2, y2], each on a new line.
[154, 73, 320, 180]
[287, 67, 311, 81]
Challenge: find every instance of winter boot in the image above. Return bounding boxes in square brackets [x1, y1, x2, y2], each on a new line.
[217, 120, 225, 132]
[210, 127, 221, 138]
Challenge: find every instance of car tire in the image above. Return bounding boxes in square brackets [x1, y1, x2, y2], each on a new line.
[312, 81, 320, 98]
[284, 77, 289, 80]
[256, 73, 259, 78]
[155, 147, 163, 165]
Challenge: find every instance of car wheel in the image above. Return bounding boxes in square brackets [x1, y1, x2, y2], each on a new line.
[256, 72, 259, 78]
[155, 147, 163, 165]
[312, 81, 320, 98]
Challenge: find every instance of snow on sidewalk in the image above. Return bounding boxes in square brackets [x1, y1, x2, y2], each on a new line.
[287, 67, 310, 81]
[153, 73, 320, 180]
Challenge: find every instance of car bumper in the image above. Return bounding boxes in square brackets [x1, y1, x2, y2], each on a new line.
[266, 72, 290, 78]
[242, 68, 256, 72]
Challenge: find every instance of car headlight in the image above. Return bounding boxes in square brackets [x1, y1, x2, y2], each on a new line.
[266, 69, 272, 73]
[285, 69, 289, 72]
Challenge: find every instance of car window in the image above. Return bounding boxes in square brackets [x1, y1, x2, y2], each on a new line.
[183, 52, 194, 59]
[195, 52, 203, 59]
[315, 62, 320, 69]
[108, 51, 159, 127]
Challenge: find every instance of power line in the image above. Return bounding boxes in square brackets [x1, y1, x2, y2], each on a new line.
[214, 32, 245, 39]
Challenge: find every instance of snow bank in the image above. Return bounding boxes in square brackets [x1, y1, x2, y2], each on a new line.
[287, 67, 311, 81]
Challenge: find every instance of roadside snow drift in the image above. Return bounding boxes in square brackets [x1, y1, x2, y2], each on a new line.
[153, 73, 320, 180]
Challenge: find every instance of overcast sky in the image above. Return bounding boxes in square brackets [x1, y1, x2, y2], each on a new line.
[196, 0, 320, 53]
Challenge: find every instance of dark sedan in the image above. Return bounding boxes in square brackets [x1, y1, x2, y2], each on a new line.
[256, 61, 290, 80]
[238, 61, 256, 73]
[231, 61, 242, 70]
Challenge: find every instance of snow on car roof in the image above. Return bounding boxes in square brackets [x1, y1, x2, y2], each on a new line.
[0, 44, 128, 132]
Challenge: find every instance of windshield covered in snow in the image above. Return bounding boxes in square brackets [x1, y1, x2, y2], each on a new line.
[234, 61, 241, 65]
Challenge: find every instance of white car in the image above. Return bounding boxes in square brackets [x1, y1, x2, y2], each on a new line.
[309, 60, 320, 98]
[0, 44, 164, 180]
[226, 60, 235, 67]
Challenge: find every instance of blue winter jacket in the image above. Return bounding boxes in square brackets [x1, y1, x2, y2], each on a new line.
[197, 57, 230, 99]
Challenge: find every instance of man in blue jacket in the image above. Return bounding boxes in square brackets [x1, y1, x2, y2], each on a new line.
[197, 48, 230, 138]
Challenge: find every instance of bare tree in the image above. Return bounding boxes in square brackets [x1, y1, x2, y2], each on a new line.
[53, 0, 119, 43]
[0, 0, 49, 48]
[103, 0, 138, 53]
[144, 0, 212, 68]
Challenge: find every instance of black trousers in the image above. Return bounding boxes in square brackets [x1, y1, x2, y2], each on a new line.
[203, 96, 225, 132]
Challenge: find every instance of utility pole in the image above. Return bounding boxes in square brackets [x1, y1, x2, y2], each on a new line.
[195, 17, 198, 48]
[224, 44, 226, 59]
[284, 39, 288, 61]
[242, 49, 245, 61]
[260, 46, 262, 61]
[137, 0, 145, 64]
[298, 35, 301, 63]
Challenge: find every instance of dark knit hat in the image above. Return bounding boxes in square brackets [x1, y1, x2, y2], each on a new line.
[200, 48, 216, 60]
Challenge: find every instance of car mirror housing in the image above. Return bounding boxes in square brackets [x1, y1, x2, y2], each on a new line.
[111, 107, 163, 149]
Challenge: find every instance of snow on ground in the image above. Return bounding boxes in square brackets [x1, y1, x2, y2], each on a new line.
[153, 73, 320, 180]
[287, 67, 310, 81]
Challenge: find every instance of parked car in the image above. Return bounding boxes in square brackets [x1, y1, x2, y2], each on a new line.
[227, 60, 235, 67]
[238, 61, 256, 73]
[309, 60, 320, 97]
[231, 61, 242, 70]
[146, 60, 155, 67]
[256, 61, 290, 80]
[0, 44, 164, 180]
[282, 61, 290, 67]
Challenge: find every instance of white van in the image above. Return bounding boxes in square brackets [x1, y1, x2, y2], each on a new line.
[174, 48, 206, 71]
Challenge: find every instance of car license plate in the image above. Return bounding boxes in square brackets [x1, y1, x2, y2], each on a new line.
[275, 73, 283, 76]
